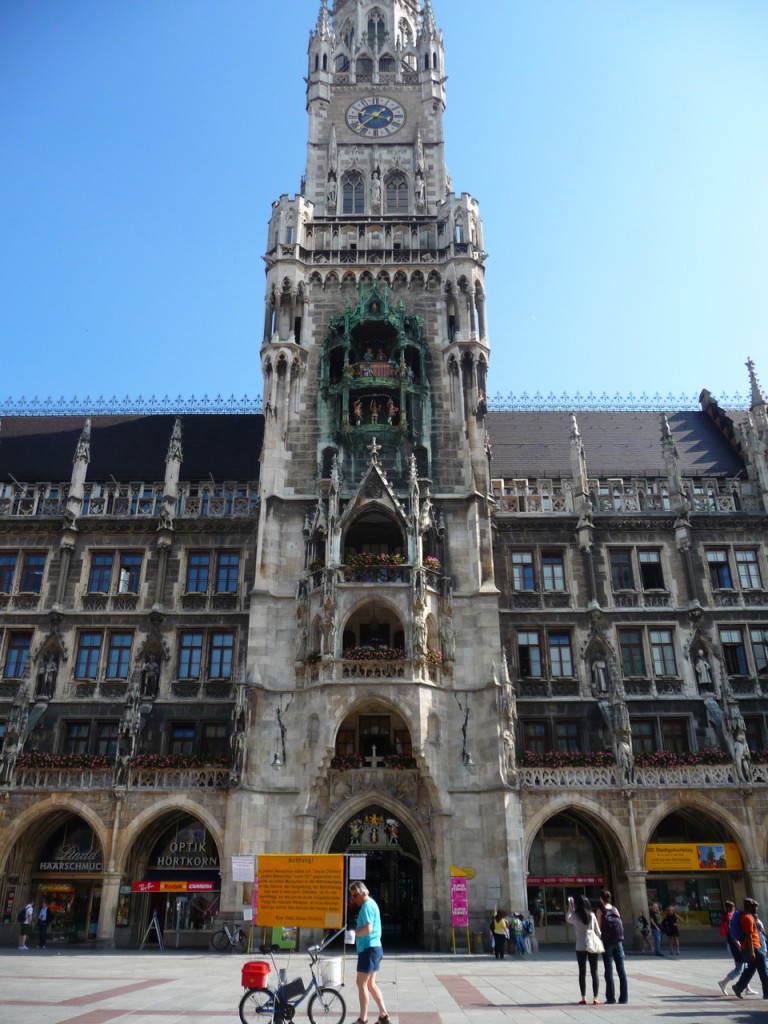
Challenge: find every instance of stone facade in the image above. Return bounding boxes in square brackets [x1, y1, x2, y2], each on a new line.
[1, 1, 768, 952]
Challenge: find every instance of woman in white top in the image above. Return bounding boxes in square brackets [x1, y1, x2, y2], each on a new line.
[566, 895, 603, 1005]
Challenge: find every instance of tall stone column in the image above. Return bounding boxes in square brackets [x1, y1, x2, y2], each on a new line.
[96, 871, 123, 948]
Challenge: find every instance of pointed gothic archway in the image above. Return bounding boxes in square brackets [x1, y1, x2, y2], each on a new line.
[329, 803, 423, 950]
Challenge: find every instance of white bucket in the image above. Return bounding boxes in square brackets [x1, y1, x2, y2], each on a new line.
[319, 957, 343, 987]
[344, 929, 356, 945]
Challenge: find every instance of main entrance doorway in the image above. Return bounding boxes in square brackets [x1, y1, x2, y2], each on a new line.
[329, 804, 423, 949]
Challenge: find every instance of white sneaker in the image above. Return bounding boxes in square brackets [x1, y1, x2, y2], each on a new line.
[717, 980, 728, 996]
[746, 986, 758, 995]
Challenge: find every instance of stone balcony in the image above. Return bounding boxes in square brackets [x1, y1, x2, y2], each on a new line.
[305, 658, 442, 684]
[517, 761, 768, 789]
[11, 765, 230, 791]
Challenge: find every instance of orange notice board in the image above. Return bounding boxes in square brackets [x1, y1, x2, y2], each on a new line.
[256, 854, 345, 929]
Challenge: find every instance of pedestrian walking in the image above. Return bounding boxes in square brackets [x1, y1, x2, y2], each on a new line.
[597, 889, 629, 1004]
[511, 913, 525, 956]
[717, 900, 757, 996]
[489, 910, 509, 960]
[637, 910, 653, 953]
[649, 902, 664, 956]
[732, 898, 768, 999]
[662, 906, 682, 956]
[566, 895, 602, 1005]
[348, 881, 390, 1024]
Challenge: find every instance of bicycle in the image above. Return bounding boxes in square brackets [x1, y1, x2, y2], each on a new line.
[211, 920, 249, 953]
[239, 930, 346, 1024]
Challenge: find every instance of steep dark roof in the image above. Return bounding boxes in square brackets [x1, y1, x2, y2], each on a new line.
[486, 410, 745, 480]
[0, 415, 264, 483]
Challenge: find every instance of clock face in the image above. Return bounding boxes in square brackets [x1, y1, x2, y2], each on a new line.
[346, 96, 406, 137]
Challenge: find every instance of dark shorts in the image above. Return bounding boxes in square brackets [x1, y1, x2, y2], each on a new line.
[357, 946, 383, 974]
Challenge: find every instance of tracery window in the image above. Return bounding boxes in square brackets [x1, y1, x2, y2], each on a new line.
[367, 10, 385, 48]
[342, 173, 365, 214]
[386, 173, 408, 213]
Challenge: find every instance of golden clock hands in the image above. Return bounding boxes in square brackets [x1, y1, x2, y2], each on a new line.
[360, 106, 388, 125]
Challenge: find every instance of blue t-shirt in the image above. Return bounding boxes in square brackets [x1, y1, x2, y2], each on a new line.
[355, 896, 382, 951]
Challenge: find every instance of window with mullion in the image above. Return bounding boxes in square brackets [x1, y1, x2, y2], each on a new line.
[75, 632, 103, 679]
[215, 553, 239, 593]
[554, 721, 580, 753]
[661, 717, 689, 753]
[618, 628, 646, 676]
[118, 552, 142, 594]
[178, 633, 203, 679]
[609, 550, 634, 591]
[542, 552, 565, 591]
[96, 722, 119, 757]
[548, 632, 573, 676]
[342, 174, 364, 215]
[106, 633, 132, 679]
[186, 553, 210, 594]
[638, 550, 664, 590]
[707, 549, 733, 589]
[63, 722, 90, 755]
[631, 719, 656, 753]
[170, 723, 196, 755]
[4, 633, 31, 678]
[720, 628, 748, 675]
[208, 632, 234, 680]
[202, 723, 229, 758]
[522, 721, 548, 755]
[517, 631, 542, 677]
[88, 553, 114, 593]
[649, 628, 677, 676]
[736, 550, 762, 590]
[751, 628, 768, 676]
[511, 551, 535, 591]
[0, 554, 17, 594]
[20, 552, 45, 593]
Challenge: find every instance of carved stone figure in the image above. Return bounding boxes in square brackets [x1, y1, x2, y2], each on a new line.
[141, 655, 160, 699]
[370, 169, 382, 210]
[694, 650, 713, 686]
[414, 170, 425, 207]
[502, 728, 516, 779]
[37, 655, 58, 698]
[730, 720, 752, 783]
[326, 174, 337, 206]
[615, 728, 634, 784]
[591, 655, 608, 694]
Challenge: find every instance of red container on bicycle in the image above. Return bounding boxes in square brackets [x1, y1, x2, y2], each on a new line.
[242, 961, 270, 989]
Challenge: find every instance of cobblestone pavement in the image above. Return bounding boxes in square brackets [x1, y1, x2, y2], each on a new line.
[0, 945, 765, 1024]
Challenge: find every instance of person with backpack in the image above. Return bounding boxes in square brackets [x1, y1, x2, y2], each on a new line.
[717, 900, 757, 996]
[732, 898, 768, 999]
[597, 889, 628, 1004]
[522, 913, 534, 955]
[17, 900, 33, 950]
[511, 913, 525, 956]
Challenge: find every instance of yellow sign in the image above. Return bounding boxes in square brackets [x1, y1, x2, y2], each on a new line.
[256, 854, 344, 928]
[645, 843, 743, 872]
[450, 865, 476, 879]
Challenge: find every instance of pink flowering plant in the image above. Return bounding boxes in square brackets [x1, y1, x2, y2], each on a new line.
[518, 750, 616, 768]
[130, 753, 228, 770]
[383, 753, 417, 769]
[751, 749, 768, 764]
[343, 645, 406, 661]
[424, 556, 441, 571]
[425, 649, 444, 666]
[16, 752, 113, 771]
[330, 753, 364, 770]
[345, 551, 405, 567]
[633, 748, 730, 768]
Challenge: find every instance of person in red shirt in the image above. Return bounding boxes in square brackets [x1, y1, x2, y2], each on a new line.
[733, 898, 768, 999]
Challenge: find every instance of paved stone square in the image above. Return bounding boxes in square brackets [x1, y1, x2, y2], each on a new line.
[0, 945, 765, 1024]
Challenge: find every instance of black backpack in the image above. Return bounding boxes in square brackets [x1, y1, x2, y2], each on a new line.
[601, 906, 624, 945]
[17, 907, 26, 923]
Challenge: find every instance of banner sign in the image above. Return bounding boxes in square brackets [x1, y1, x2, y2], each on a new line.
[527, 876, 604, 886]
[132, 880, 215, 893]
[256, 854, 344, 928]
[451, 876, 468, 927]
[645, 843, 743, 871]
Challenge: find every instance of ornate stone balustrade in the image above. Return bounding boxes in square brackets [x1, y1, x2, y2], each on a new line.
[305, 659, 439, 684]
[11, 766, 230, 791]
[517, 762, 746, 789]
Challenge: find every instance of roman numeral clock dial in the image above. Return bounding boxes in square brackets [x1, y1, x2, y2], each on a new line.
[345, 96, 406, 137]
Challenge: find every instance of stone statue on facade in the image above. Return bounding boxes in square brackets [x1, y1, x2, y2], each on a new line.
[36, 654, 58, 698]
[694, 649, 713, 687]
[141, 655, 160, 699]
[591, 653, 609, 694]
[370, 169, 382, 211]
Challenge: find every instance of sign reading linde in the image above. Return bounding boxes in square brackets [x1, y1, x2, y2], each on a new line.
[39, 843, 102, 872]
[154, 838, 219, 869]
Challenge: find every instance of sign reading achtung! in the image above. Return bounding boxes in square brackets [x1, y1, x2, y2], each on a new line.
[256, 854, 344, 928]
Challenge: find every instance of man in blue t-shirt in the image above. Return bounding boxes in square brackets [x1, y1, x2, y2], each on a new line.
[349, 882, 390, 1024]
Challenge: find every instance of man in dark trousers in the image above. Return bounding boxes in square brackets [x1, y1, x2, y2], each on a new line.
[597, 889, 629, 1004]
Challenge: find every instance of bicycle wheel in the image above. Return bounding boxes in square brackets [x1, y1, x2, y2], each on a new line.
[239, 987, 276, 1024]
[210, 928, 230, 952]
[235, 929, 249, 954]
[308, 986, 346, 1024]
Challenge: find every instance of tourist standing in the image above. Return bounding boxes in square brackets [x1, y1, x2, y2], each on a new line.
[649, 903, 664, 956]
[490, 910, 509, 960]
[37, 899, 50, 949]
[566, 895, 602, 1005]
[349, 881, 389, 1024]
[663, 906, 682, 956]
[18, 900, 33, 950]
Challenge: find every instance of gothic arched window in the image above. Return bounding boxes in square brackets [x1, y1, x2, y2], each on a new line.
[386, 173, 408, 214]
[335, 54, 350, 73]
[367, 10, 385, 49]
[341, 21, 354, 49]
[342, 173, 365, 215]
[356, 55, 373, 75]
[379, 53, 396, 72]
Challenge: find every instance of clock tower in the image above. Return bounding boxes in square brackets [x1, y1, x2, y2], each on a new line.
[246, 0, 523, 947]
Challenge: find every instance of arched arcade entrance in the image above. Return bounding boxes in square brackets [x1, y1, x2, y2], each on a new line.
[330, 803, 423, 949]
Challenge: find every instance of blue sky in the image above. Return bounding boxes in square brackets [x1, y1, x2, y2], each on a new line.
[2, 0, 767, 408]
